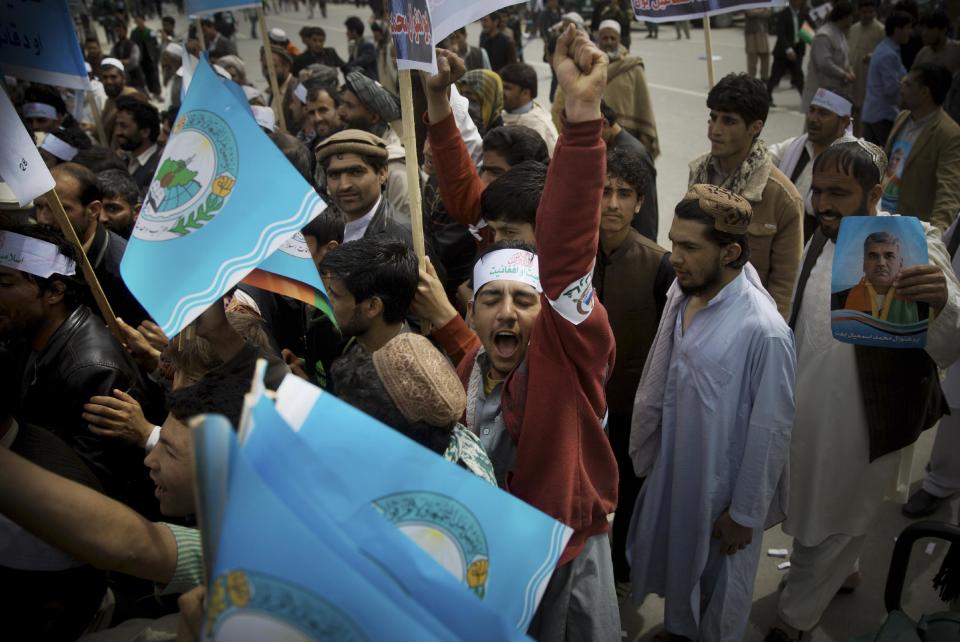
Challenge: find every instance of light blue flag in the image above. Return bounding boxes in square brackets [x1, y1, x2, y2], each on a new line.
[120, 57, 325, 337]
[241, 386, 530, 641]
[429, 0, 526, 43]
[0, 0, 90, 89]
[186, 0, 261, 17]
[199, 414, 461, 642]
[249, 374, 572, 632]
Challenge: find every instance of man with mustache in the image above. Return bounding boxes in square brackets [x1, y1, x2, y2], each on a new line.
[765, 140, 960, 642]
[832, 231, 925, 322]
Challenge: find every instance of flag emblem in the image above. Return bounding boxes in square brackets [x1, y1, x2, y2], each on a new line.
[136, 110, 239, 241]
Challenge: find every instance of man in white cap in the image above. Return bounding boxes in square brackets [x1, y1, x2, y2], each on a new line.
[159, 42, 183, 109]
[554, 17, 660, 158]
[768, 88, 856, 241]
[99, 58, 148, 145]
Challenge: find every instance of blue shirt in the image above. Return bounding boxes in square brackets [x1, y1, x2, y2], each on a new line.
[862, 38, 907, 124]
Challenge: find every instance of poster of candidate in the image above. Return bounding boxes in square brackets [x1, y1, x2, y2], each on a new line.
[831, 216, 929, 348]
[632, 0, 784, 24]
[391, 0, 437, 73]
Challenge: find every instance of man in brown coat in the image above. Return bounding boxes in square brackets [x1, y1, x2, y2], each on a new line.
[882, 63, 960, 231]
[689, 73, 804, 317]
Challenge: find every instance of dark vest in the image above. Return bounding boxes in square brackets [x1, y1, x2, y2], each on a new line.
[790, 229, 947, 461]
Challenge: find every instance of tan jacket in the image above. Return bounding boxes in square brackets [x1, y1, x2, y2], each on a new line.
[886, 108, 960, 232]
[688, 156, 804, 318]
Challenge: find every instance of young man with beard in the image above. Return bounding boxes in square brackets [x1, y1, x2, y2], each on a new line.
[689, 72, 804, 317]
[765, 140, 960, 642]
[96, 169, 140, 239]
[303, 84, 343, 148]
[113, 97, 162, 196]
[99, 58, 148, 146]
[769, 88, 855, 241]
[423, 24, 622, 639]
[626, 185, 796, 642]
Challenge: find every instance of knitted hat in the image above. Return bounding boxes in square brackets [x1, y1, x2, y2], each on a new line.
[343, 71, 400, 123]
[372, 334, 467, 428]
[682, 184, 753, 234]
[314, 129, 388, 162]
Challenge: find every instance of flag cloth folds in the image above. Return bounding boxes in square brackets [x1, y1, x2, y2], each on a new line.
[0, 89, 55, 207]
[0, 0, 90, 89]
[120, 57, 326, 337]
[195, 414, 461, 641]
[428, 0, 527, 43]
[185, 0, 261, 17]
[632, 0, 783, 24]
[243, 373, 572, 632]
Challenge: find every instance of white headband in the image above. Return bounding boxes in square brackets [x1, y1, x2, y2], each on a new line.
[472, 248, 542, 295]
[0, 231, 77, 278]
[39, 133, 79, 161]
[294, 82, 307, 104]
[598, 19, 622, 35]
[811, 88, 852, 118]
[23, 102, 58, 120]
[251, 105, 277, 132]
[100, 57, 124, 73]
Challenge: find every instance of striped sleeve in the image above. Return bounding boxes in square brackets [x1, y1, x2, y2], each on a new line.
[157, 523, 205, 596]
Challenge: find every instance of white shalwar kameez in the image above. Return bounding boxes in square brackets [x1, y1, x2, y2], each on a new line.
[779, 220, 960, 631]
[627, 268, 797, 642]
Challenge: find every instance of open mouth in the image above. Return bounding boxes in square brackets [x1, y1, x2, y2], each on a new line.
[493, 331, 520, 359]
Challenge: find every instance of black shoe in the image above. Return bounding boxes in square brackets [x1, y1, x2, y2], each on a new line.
[902, 488, 946, 517]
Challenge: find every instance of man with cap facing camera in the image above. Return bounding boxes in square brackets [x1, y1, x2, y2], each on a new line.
[315, 130, 413, 246]
[422, 24, 621, 640]
[99, 58, 148, 146]
[627, 185, 797, 642]
[337, 71, 410, 222]
[769, 88, 856, 241]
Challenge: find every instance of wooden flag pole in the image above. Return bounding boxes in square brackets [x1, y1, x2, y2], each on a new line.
[86, 92, 108, 147]
[398, 69, 431, 333]
[257, 6, 287, 133]
[703, 16, 716, 88]
[196, 17, 206, 50]
[45, 188, 123, 344]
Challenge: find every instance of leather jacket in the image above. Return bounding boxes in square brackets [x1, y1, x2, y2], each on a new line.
[17, 305, 155, 515]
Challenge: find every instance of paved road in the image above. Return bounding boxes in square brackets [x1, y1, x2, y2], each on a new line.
[144, 6, 959, 640]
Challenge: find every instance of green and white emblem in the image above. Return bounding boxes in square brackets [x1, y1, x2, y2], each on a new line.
[373, 491, 491, 598]
[134, 110, 239, 241]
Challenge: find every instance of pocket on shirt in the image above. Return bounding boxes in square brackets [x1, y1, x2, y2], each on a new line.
[680, 349, 734, 400]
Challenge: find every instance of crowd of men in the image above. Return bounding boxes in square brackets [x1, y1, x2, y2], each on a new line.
[2, 2, 960, 641]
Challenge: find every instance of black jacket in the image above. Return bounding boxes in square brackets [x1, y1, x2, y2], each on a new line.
[15, 305, 155, 514]
[773, 6, 810, 59]
[87, 222, 150, 327]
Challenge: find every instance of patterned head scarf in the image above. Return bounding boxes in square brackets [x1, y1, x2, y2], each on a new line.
[457, 69, 504, 134]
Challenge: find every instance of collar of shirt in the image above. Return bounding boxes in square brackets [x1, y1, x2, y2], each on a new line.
[509, 101, 535, 115]
[129, 143, 158, 173]
[342, 195, 382, 242]
[908, 109, 938, 129]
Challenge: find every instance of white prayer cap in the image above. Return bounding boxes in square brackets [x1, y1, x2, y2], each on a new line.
[100, 57, 124, 73]
[252, 105, 277, 132]
[268, 27, 289, 43]
[598, 19, 622, 35]
[242, 85, 263, 102]
[212, 64, 232, 80]
[810, 88, 853, 118]
[472, 248, 542, 296]
[164, 42, 184, 57]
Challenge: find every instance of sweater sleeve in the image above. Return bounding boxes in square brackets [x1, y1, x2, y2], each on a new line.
[429, 111, 485, 226]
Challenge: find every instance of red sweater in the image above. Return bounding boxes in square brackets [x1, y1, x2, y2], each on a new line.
[428, 110, 494, 248]
[433, 117, 618, 565]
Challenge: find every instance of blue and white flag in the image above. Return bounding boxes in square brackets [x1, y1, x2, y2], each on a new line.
[244, 374, 572, 632]
[632, 0, 784, 24]
[0, 0, 90, 89]
[0, 86, 54, 206]
[197, 415, 462, 642]
[186, 0, 261, 17]
[428, 0, 526, 43]
[120, 57, 325, 337]
[240, 388, 529, 641]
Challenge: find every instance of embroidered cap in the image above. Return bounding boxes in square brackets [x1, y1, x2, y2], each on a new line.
[682, 184, 753, 234]
[373, 333, 467, 428]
